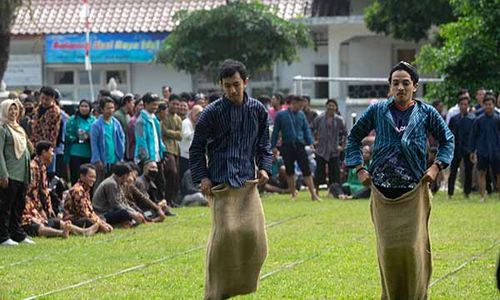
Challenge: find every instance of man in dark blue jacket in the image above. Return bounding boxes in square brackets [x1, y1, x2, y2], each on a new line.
[448, 92, 475, 198]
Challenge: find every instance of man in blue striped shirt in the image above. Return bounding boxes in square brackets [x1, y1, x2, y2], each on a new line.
[189, 60, 272, 299]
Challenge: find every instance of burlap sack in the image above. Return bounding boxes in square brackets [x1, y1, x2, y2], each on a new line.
[370, 181, 432, 300]
[205, 180, 268, 300]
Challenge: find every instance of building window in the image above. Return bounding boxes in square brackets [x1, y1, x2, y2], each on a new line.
[315, 64, 329, 99]
[53, 71, 74, 85]
[106, 70, 127, 84]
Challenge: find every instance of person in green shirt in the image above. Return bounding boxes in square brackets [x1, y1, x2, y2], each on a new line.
[65, 99, 96, 184]
[0, 99, 34, 246]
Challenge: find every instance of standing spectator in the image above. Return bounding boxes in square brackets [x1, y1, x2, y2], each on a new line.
[271, 95, 321, 201]
[90, 97, 125, 187]
[161, 94, 182, 205]
[473, 87, 486, 111]
[268, 92, 284, 123]
[64, 100, 96, 184]
[30, 86, 62, 176]
[469, 92, 500, 202]
[54, 99, 69, 181]
[448, 93, 475, 198]
[432, 100, 446, 119]
[302, 95, 318, 127]
[134, 93, 165, 163]
[92, 163, 145, 226]
[63, 164, 113, 233]
[0, 100, 33, 246]
[312, 99, 347, 190]
[162, 85, 172, 103]
[113, 93, 134, 141]
[20, 95, 35, 137]
[179, 105, 203, 181]
[178, 101, 189, 120]
[446, 89, 469, 124]
[126, 97, 144, 161]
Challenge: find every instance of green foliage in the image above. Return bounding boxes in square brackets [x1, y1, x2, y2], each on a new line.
[416, 0, 499, 104]
[157, 1, 312, 80]
[364, 0, 455, 42]
[0, 191, 498, 299]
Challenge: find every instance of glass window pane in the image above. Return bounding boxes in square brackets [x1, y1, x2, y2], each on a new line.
[79, 70, 101, 85]
[53, 71, 74, 84]
[106, 70, 127, 85]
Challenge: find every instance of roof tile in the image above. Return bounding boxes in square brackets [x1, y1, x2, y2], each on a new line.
[12, 0, 311, 35]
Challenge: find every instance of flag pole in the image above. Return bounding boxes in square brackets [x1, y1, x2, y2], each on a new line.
[82, 0, 94, 102]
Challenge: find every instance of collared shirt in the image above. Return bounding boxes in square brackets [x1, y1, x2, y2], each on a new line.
[146, 111, 161, 162]
[345, 97, 454, 181]
[22, 157, 51, 226]
[31, 104, 61, 147]
[92, 176, 133, 217]
[469, 111, 500, 160]
[64, 181, 101, 223]
[271, 109, 314, 148]
[311, 113, 347, 160]
[190, 95, 272, 187]
[448, 112, 476, 155]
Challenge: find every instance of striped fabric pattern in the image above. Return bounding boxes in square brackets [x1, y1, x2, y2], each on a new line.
[190, 96, 273, 187]
[345, 97, 454, 180]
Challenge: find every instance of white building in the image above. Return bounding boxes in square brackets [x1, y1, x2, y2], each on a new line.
[7, 0, 426, 123]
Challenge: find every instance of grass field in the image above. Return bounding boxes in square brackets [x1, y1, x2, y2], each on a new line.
[0, 191, 499, 299]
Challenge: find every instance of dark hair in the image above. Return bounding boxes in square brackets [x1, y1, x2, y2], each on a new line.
[388, 61, 419, 84]
[257, 95, 272, 105]
[432, 100, 443, 108]
[483, 91, 496, 104]
[208, 93, 220, 103]
[326, 98, 338, 107]
[158, 102, 168, 112]
[79, 164, 96, 176]
[35, 140, 53, 156]
[119, 94, 134, 108]
[23, 95, 35, 104]
[179, 92, 191, 102]
[99, 96, 115, 109]
[112, 162, 131, 177]
[142, 92, 160, 105]
[273, 92, 285, 105]
[99, 89, 111, 98]
[288, 95, 302, 102]
[126, 162, 140, 174]
[219, 59, 248, 82]
[456, 88, 469, 98]
[134, 97, 143, 107]
[169, 94, 180, 101]
[302, 95, 311, 103]
[162, 85, 172, 93]
[40, 86, 57, 99]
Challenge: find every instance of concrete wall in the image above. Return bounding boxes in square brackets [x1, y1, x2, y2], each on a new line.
[130, 63, 192, 95]
[276, 45, 329, 96]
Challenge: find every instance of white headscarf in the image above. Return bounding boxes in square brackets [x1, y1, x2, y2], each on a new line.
[0, 99, 27, 159]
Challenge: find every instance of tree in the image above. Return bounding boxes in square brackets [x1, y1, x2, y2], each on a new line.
[416, 0, 499, 104]
[364, 0, 455, 42]
[0, 0, 22, 83]
[157, 1, 312, 80]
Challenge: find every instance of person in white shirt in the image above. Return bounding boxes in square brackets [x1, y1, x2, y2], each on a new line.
[179, 105, 203, 180]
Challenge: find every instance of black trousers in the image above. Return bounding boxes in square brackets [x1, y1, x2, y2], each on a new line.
[0, 180, 27, 243]
[448, 152, 473, 196]
[179, 156, 189, 184]
[314, 156, 341, 187]
[163, 154, 180, 205]
[69, 156, 91, 185]
[104, 209, 133, 225]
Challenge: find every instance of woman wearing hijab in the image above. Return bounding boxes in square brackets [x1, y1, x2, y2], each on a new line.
[64, 100, 96, 184]
[0, 99, 33, 246]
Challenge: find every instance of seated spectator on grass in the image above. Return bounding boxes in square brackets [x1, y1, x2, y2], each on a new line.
[135, 160, 175, 216]
[180, 169, 208, 207]
[261, 151, 288, 194]
[63, 164, 113, 233]
[22, 141, 99, 238]
[330, 145, 371, 200]
[124, 163, 166, 222]
[92, 163, 146, 227]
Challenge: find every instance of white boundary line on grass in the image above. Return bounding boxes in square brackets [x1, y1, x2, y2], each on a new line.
[429, 239, 500, 288]
[23, 215, 306, 300]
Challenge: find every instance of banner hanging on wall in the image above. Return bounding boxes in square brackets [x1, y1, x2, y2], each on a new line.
[45, 32, 168, 64]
